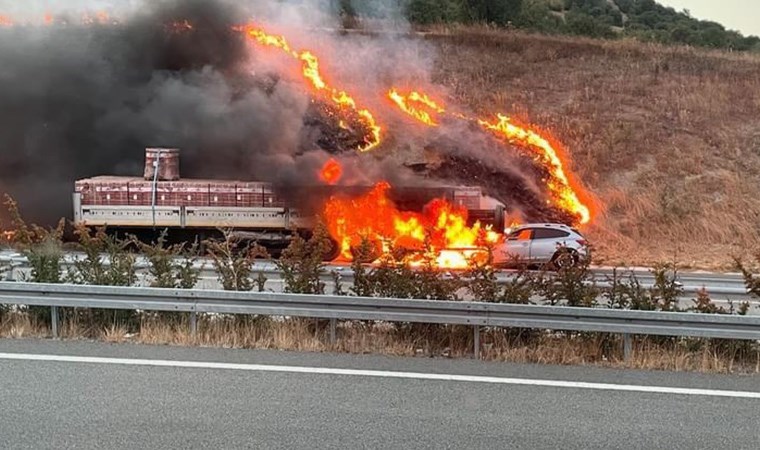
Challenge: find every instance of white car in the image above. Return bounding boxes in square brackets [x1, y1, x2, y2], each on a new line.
[492, 223, 589, 269]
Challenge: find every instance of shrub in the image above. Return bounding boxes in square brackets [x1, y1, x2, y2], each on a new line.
[735, 254, 760, 298]
[691, 288, 727, 314]
[650, 262, 682, 312]
[67, 224, 136, 286]
[4, 195, 66, 324]
[603, 263, 683, 312]
[276, 223, 333, 295]
[349, 237, 375, 297]
[205, 229, 268, 292]
[537, 249, 598, 307]
[5, 195, 65, 284]
[134, 230, 200, 289]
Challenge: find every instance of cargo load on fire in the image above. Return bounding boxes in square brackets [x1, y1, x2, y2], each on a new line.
[73, 148, 507, 260]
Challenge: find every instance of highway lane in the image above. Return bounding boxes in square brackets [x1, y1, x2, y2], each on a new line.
[0, 339, 758, 449]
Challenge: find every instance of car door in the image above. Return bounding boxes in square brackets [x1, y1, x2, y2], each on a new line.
[529, 228, 570, 263]
[500, 228, 533, 264]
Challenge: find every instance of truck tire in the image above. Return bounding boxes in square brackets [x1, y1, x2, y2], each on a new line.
[322, 238, 341, 262]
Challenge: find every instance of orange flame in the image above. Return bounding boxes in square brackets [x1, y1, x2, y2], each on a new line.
[478, 114, 591, 224]
[0, 15, 13, 26]
[323, 182, 500, 268]
[241, 24, 381, 152]
[385, 88, 593, 225]
[319, 158, 343, 185]
[387, 88, 445, 126]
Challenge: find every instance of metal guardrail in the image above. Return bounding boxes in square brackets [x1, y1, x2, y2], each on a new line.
[1, 282, 758, 359]
[0, 251, 751, 297]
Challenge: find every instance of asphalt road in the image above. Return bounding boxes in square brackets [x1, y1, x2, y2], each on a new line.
[0, 339, 759, 449]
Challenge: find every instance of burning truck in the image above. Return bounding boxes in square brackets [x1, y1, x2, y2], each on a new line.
[73, 148, 507, 263]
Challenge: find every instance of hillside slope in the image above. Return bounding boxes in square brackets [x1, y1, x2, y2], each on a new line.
[428, 29, 760, 269]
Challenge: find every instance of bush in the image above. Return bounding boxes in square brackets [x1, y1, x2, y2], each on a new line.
[63, 225, 138, 332]
[603, 262, 683, 312]
[134, 230, 200, 289]
[276, 224, 333, 295]
[5, 195, 64, 284]
[406, 0, 467, 24]
[68, 224, 136, 286]
[537, 251, 598, 307]
[4, 195, 66, 324]
[564, 11, 617, 39]
[349, 238, 375, 297]
[205, 229, 268, 292]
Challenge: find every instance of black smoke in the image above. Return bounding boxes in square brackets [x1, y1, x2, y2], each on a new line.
[0, 0, 328, 223]
[0, 0, 583, 227]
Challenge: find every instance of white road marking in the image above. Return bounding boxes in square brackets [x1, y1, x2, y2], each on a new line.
[0, 352, 758, 399]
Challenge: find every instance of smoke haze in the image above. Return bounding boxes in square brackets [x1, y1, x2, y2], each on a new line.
[0, 0, 564, 225]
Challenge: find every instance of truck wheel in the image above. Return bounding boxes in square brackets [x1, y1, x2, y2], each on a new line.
[322, 238, 341, 262]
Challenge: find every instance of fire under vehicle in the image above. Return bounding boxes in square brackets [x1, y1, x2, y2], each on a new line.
[73, 148, 507, 260]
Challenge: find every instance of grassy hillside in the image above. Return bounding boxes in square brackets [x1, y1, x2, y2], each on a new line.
[428, 28, 760, 269]
[341, 0, 760, 52]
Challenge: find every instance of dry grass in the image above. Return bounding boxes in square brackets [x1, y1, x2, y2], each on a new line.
[1, 310, 757, 374]
[0, 311, 47, 338]
[430, 28, 760, 270]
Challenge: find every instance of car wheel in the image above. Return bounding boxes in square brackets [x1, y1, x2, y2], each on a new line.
[551, 249, 579, 270]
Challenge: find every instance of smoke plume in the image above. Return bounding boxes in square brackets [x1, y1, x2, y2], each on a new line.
[0, 0, 572, 226]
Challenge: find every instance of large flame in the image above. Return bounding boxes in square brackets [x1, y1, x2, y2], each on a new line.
[478, 114, 591, 224]
[241, 24, 381, 152]
[385, 89, 592, 224]
[323, 181, 500, 269]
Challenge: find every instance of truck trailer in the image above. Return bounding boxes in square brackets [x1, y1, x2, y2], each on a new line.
[73, 148, 507, 259]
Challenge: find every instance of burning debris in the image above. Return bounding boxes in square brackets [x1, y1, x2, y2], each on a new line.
[322, 180, 501, 268]
[240, 24, 382, 152]
[382, 87, 592, 225]
[319, 158, 343, 185]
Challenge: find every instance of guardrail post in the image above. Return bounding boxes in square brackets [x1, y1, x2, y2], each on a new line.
[473, 325, 480, 359]
[189, 311, 197, 337]
[623, 333, 632, 362]
[51, 306, 59, 339]
[329, 318, 337, 346]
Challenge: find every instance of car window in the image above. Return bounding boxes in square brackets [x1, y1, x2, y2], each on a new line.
[533, 228, 570, 239]
[510, 229, 532, 241]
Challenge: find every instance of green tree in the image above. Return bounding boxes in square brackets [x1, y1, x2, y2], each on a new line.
[465, 0, 523, 25]
[564, 11, 616, 38]
[406, 0, 467, 24]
